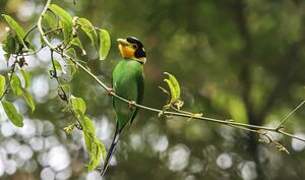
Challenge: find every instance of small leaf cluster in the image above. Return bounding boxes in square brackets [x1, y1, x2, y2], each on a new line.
[70, 96, 106, 171]
[1, 3, 112, 172]
[46, 4, 111, 60]
[1, 15, 35, 127]
[2, 14, 30, 59]
[160, 72, 184, 110]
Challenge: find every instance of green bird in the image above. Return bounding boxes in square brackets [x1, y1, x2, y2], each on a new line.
[101, 36, 146, 176]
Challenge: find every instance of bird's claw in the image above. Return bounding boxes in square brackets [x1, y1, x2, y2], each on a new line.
[75, 123, 83, 130]
[106, 87, 114, 96]
[128, 100, 136, 109]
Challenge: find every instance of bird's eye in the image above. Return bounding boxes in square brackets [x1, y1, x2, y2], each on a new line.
[132, 44, 138, 49]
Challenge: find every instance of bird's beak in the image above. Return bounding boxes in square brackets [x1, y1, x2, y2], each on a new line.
[117, 38, 130, 46]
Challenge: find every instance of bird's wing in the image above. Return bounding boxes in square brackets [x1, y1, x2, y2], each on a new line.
[129, 70, 144, 126]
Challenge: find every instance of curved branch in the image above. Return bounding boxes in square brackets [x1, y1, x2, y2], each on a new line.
[37, 0, 305, 143]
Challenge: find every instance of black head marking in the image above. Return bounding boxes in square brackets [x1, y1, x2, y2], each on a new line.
[126, 36, 143, 48]
[126, 36, 146, 58]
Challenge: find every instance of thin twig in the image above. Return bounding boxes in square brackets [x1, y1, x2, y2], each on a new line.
[0, 60, 17, 101]
[19, 46, 45, 57]
[43, 27, 62, 36]
[50, 49, 82, 129]
[23, 25, 38, 42]
[277, 100, 305, 128]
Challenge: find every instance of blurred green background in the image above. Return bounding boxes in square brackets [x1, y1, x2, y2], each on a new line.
[0, 0, 305, 179]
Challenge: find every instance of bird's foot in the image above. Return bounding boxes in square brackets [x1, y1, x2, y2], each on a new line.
[106, 87, 115, 96]
[75, 123, 83, 130]
[128, 100, 136, 109]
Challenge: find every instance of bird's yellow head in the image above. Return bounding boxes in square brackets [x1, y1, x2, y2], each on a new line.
[117, 36, 146, 64]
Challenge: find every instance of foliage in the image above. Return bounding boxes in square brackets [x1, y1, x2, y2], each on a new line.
[70, 96, 106, 170]
[1, 14, 26, 46]
[98, 29, 111, 60]
[0, 0, 305, 179]
[1, 100, 23, 127]
[1, 3, 111, 172]
[0, 75, 5, 97]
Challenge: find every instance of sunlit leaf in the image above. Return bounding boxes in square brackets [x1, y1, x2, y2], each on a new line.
[48, 4, 72, 26]
[164, 72, 181, 101]
[42, 11, 58, 29]
[97, 29, 111, 60]
[162, 72, 182, 109]
[76, 17, 97, 46]
[1, 14, 26, 44]
[50, 59, 63, 76]
[48, 4, 73, 44]
[70, 96, 86, 115]
[164, 79, 175, 98]
[22, 90, 35, 112]
[20, 69, 30, 88]
[80, 115, 106, 171]
[0, 75, 5, 97]
[1, 100, 23, 127]
[11, 74, 23, 96]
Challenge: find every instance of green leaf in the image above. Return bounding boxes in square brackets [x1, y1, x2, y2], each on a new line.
[11, 74, 23, 96]
[42, 11, 58, 29]
[1, 14, 26, 44]
[70, 37, 86, 55]
[67, 59, 77, 78]
[1, 100, 23, 127]
[22, 90, 35, 112]
[54, 61, 62, 73]
[76, 17, 97, 46]
[80, 115, 106, 171]
[3, 33, 18, 54]
[48, 4, 72, 26]
[51, 59, 63, 74]
[97, 29, 111, 60]
[0, 75, 5, 97]
[70, 96, 86, 115]
[48, 4, 73, 44]
[164, 72, 181, 103]
[20, 69, 30, 88]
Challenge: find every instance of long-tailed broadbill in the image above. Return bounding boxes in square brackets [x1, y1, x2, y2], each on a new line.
[100, 36, 146, 176]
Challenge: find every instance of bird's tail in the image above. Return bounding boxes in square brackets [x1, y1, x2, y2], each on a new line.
[100, 123, 122, 177]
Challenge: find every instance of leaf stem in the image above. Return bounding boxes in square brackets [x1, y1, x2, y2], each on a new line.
[277, 100, 305, 128]
[0, 60, 17, 101]
[23, 24, 37, 42]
